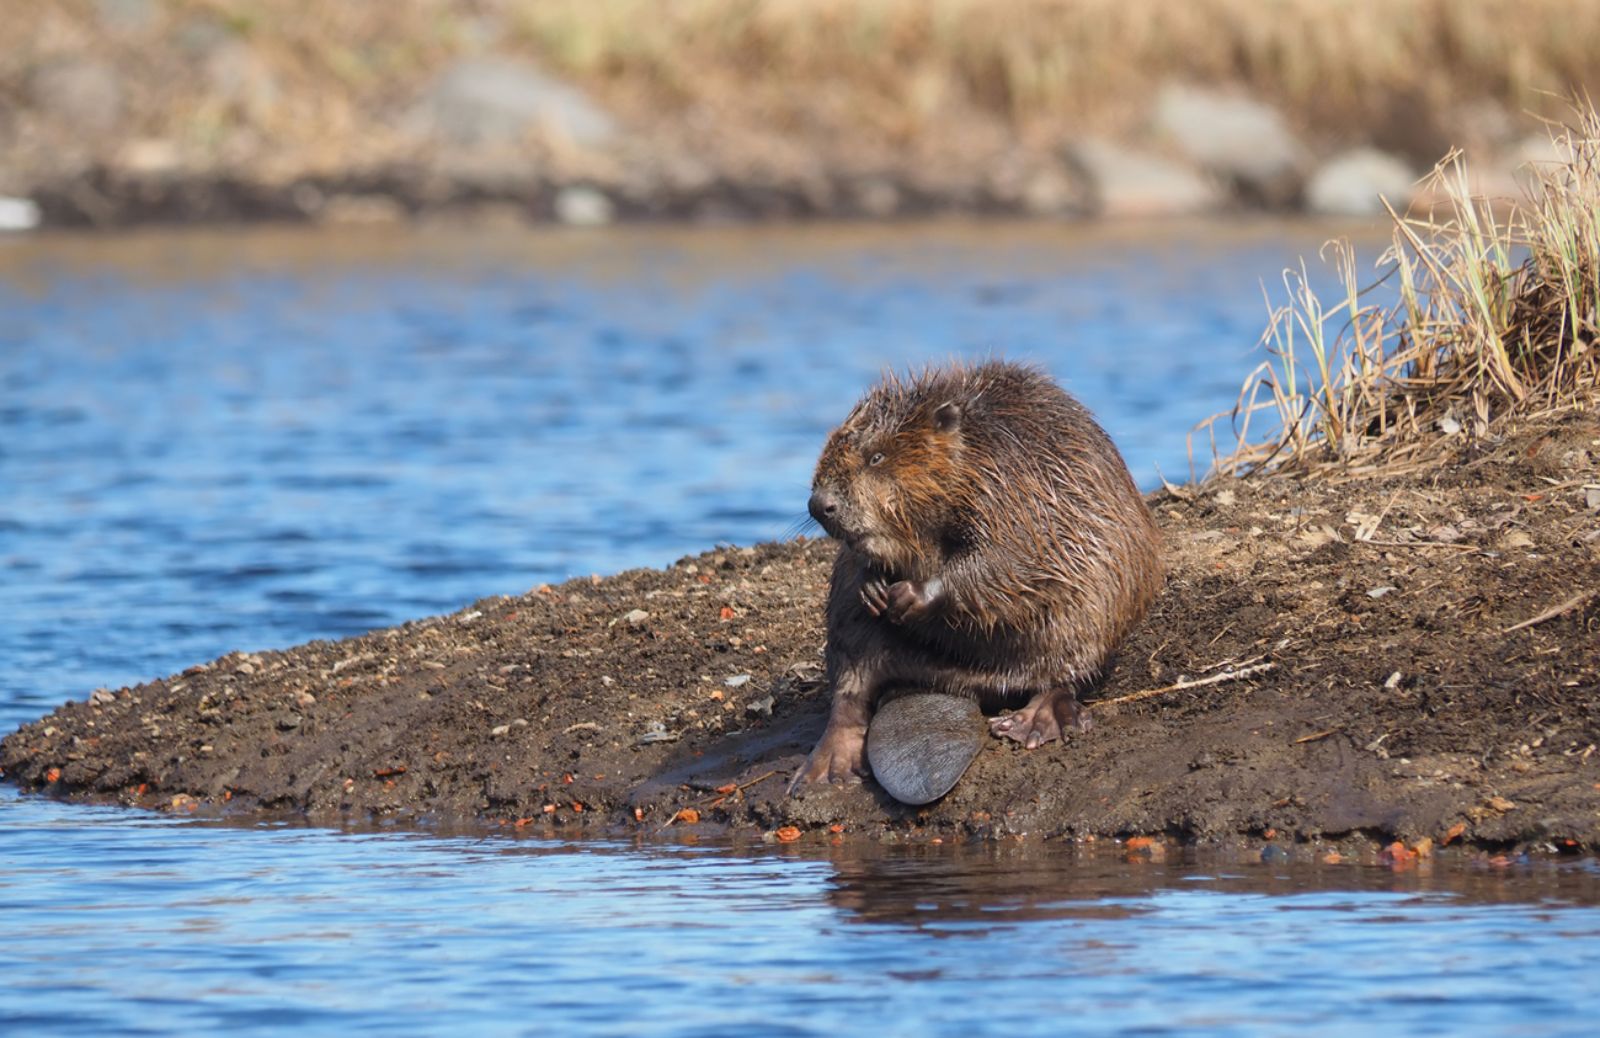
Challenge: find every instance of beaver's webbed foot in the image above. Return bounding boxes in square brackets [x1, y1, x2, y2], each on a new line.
[787, 722, 870, 793]
[988, 688, 1091, 749]
[860, 577, 944, 624]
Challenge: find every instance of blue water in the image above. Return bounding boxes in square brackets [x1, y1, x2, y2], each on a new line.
[3, 221, 1597, 1035]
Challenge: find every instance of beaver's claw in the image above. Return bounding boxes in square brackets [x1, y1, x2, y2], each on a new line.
[989, 690, 1092, 749]
[861, 578, 939, 624]
[860, 578, 891, 617]
[787, 723, 870, 793]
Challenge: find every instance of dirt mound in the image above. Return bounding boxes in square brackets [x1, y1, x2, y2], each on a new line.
[4, 416, 1597, 850]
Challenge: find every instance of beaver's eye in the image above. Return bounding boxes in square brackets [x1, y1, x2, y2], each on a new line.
[868, 452, 885, 467]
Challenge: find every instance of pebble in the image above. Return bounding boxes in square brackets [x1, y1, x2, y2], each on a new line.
[723, 674, 751, 688]
[636, 721, 679, 745]
[89, 688, 116, 706]
[554, 186, 616, 227]
[1260, 844, 1290, 863]
[745, 695, 775, 717]
[624, 609, 650, 626]
[277, 714, 301, 731]
[0, 197, 42, 233]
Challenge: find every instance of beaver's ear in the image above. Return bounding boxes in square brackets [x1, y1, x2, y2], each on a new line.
[932, 401, 962, 432]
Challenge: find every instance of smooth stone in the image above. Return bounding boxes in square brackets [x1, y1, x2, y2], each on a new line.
[0, 197, 42, 232]
[553, 185, 616, 227]
[1154, 84, 1307, 206]
[867, 693, 983, 805]
[1067, 138, 1222, 218]
[1306, 148, 1415, 216]
[407, 56, 617, 149]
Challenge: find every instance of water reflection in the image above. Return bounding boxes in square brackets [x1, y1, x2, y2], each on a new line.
[781, 840, 1600, 930]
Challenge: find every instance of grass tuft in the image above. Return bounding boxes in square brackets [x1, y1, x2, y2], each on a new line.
[1200, 99, 1600, 481]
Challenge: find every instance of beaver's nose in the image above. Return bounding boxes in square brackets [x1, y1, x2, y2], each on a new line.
[808, 490, 839, 525]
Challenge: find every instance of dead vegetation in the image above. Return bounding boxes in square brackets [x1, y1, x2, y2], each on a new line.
[9, 1, 1600, 176]
[1201, 101, 1600, 480]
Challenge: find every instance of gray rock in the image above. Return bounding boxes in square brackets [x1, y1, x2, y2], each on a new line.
[94, 0, 159, 32]
[28, 58, 123, 134]
[1510, 132, 1577, 192]
[0, 197, 42, 233]
[408, 57, 616, 149]
[1305, 148, 1415, 216]
[1067, 139, 1222, 218]
[1019, 166, 1084, 216]
[851, 177, 900, 218]
[866, 693, 983, 805]
[636, 721, 679, 745]
[553, 185, 616, 226]
[205, 41, 280, 119]
[1154, 84, 1307, 206]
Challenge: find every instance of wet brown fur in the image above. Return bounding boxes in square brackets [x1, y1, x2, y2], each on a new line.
[792, 360, 1164, 789]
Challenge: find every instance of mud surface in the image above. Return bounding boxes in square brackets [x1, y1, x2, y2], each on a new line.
[4, 416, 1598, 849]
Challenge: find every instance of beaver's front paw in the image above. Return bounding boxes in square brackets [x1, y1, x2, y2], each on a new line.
[860, 577, 891, 617]
[787, 724, 870, 794]
[883, 580, 936, 623]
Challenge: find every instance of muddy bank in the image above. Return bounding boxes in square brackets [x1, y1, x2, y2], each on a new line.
[3, 416, 1598, 849]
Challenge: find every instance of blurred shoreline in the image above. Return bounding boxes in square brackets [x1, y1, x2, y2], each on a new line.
[4, 1, 1595, 230]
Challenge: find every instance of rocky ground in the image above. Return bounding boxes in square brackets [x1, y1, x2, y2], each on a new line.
[1, 3, 1578, 230]
[5, 413, 1597, 855]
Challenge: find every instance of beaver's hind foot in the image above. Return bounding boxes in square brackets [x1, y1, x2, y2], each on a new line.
[787, 722, 870, 793]
[988, 689, 1092, 749]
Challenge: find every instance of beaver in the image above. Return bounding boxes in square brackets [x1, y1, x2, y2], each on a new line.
[788, 360, 1163, 801]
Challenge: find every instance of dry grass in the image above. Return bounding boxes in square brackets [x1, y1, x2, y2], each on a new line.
[508, 0, 1598, 137]
[1199, 101, 1600, 480]
[11, 1, 1600, 157]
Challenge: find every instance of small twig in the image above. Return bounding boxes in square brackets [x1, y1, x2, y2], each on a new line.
[727, 769, 780, 796]
[1099, 662, 1277, 707]
[1502, 589, 1600, 633]
[1358, 539, 1479, 552]
[1294, 728, 1339, 744]
[1155, 465, 1196, 501]
[1352, 490, 1403, 541]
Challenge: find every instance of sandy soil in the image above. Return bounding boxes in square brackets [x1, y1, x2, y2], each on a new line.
[3, 414, 1597, 852]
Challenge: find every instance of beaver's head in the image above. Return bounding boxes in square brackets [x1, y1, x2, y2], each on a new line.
[809, 374, 967, 573]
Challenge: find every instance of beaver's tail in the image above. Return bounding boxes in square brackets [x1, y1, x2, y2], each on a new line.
[866, 693, 984, 805]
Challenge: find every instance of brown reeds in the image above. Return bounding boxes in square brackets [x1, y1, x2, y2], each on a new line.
[12, 2, 1600, 159]
[1199, 101, 1600, 481]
